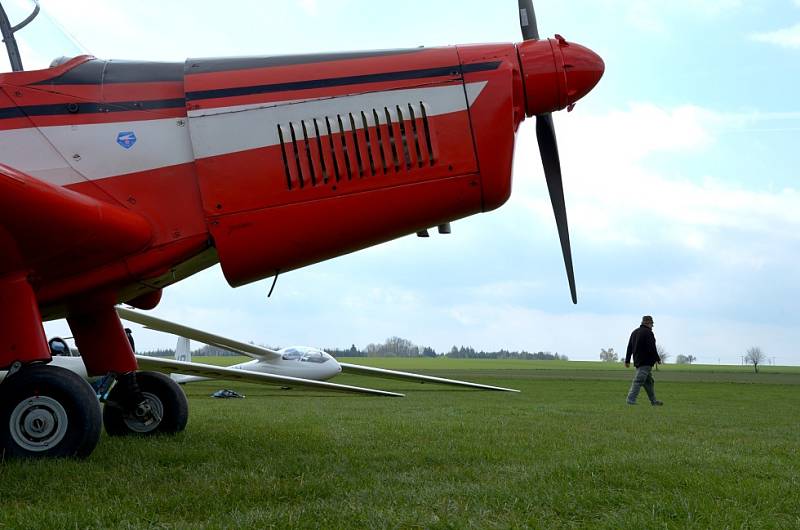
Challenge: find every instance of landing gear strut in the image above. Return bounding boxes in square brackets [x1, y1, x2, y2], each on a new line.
[103, 371, 188, 436]
[0, 364, 101, 458]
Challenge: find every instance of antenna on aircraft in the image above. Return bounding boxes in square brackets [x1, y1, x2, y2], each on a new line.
[0, 0, 40, 72]
[267, 271, 280, 298]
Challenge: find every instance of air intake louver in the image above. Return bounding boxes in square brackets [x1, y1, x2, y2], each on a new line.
[278, 102, 435, 190]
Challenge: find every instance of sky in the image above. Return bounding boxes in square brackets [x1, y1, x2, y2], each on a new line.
[4, 0, 798, 364]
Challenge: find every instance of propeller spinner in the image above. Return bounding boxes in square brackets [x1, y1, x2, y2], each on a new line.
[515, 1, 604, 303]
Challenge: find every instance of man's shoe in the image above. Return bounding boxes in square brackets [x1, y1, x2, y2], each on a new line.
[651, 400, 664, 406]
[626, 401, 637, 405]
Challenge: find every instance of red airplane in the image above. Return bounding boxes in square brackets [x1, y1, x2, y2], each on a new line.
[0, 1, 603, 459]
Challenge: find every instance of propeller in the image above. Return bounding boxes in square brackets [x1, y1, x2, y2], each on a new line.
[518, 0, 539, 41]
[518, 0, 577, 304]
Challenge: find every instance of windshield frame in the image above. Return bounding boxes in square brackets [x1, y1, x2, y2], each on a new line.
[0, 0, 39, 71]
[0, 0, 88, 74]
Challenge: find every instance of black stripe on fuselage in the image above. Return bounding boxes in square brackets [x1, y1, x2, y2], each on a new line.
[185, 61, 501, 102]
[186, 49, 427, 75]
[33, 60, 184, 86]
[0, 106, 25, 120]
[0, 98, 185, 120]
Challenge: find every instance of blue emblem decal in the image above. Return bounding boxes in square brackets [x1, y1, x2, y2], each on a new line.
[117, 131, 137, 149]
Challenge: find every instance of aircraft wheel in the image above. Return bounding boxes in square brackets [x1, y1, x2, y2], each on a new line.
[0, 364, 102, 459]
[103, 371, 188, 436]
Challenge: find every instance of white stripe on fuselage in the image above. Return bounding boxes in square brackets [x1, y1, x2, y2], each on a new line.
[0, 117, 194, 184]
[0, 126, 88, 186]
[187, 82, 487, 159]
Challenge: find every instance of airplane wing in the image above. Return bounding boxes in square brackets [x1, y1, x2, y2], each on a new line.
[0, 164, 152, 279]
[134, 356, 403, 397]
[338, 363, 520, 392]
[119, 307, 519, 393]
[118, 307, 281, 361]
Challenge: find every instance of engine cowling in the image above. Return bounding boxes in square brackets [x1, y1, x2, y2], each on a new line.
[517, 36, 605, 117]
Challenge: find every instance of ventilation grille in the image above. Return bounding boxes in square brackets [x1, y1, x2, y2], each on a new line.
[277, 102, 436, 190]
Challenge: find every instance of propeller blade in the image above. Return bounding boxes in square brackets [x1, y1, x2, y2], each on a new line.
[518, 0, 540, 41]
[535, 113, 577, 304]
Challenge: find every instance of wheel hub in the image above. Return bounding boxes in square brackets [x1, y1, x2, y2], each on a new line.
[9, 396, 69, 452]
[123, 392, 163, 433]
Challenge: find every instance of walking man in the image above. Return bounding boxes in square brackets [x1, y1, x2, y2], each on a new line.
[625, 315, 663, 406]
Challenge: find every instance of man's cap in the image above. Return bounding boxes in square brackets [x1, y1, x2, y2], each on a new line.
[641, 315, 654, 324]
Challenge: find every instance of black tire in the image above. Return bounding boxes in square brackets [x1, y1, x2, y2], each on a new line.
[0, 364, 101, 459]
[103, 371, 188, 436]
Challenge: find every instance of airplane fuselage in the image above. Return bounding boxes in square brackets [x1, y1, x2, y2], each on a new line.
[1, 49, 523, 315]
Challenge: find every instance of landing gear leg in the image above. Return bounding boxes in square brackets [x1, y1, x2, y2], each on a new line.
[103, 371, 188, 436]
[0, 364, 101, 459]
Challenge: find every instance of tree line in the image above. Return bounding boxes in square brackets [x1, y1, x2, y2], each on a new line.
[141, 336, 566, 361]
[325, 337, 566, 360]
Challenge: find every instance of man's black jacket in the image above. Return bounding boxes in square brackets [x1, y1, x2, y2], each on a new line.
[625, 325, 661, 367]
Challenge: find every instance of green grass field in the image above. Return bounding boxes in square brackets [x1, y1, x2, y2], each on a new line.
[1, 359, 798, 529]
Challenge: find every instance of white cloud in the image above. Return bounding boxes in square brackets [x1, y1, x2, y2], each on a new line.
[342, 286, 421, 311]
[750, 22, 800, 48]
[297, 0, 319, 16]
[599, 0, 743, 33]
[509, 104, 800, 253]
[294, 0, 356, 19]
[677, 0, 743, 15]
[42, 0, 143, 45]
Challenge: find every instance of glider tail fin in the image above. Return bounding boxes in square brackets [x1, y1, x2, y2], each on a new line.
[175, 336, 191, 362]
[170, 337, 199, 384]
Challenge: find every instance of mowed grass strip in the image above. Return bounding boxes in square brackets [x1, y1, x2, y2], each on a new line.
[0, 360, 798, 529]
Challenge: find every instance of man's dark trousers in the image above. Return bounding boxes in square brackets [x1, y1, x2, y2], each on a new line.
[627, 365, 657, 404]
